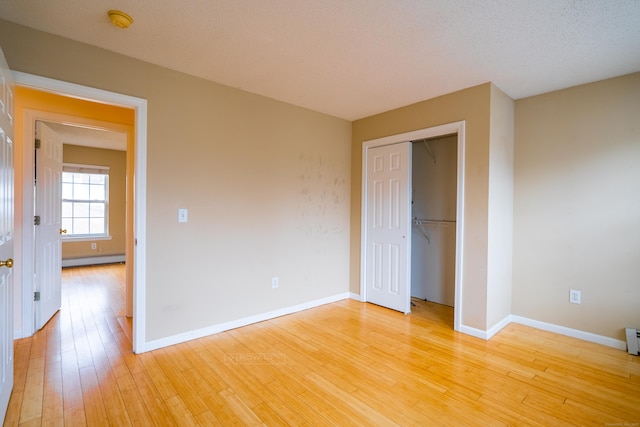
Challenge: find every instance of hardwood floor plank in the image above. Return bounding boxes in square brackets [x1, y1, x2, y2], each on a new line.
[6, 265, 640, 426]
[119, 386, 157, 426]
[78, 366, 109, 426]
[218, 388, 266, 426]
[94, 367, 132, 426]
[19, 355, 45, 422]
[304, 371, 399, 426]
[194, 410, 224, 426]
[17, 417, 42, 427]
[137, 351, 178, 401]
[63, 405, 87, 426]
[164, 395, 200, 427]
[4, 389, 24, 426]
[151, 348, 208, 416]
[41, 361, 64, 425]
[131, 370, 178, 427]
[60, 350, 83, 410]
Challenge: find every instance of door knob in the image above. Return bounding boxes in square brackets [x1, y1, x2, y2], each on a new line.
[60, 229, 67, 235]
[0, 258, 13, 268]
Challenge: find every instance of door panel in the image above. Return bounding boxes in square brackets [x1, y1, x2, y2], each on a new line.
[35, 122, 62, 330]
[0, 46, 15, 424]
[365, 142, 411, 313]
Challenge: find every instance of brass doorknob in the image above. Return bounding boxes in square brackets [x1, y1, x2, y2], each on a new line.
[0, 258, 13, 268]
[60, 229, 67, 234]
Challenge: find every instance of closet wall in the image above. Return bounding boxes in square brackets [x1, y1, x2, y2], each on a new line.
[411, 135, 457, 306]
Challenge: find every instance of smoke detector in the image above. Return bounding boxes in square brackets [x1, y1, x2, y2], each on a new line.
[108, 10, 134, 29]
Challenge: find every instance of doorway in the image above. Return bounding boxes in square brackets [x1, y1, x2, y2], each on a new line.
[360, 121, 465, 332]
[14, 72, 148, 353]
[35, 120, 128, 332]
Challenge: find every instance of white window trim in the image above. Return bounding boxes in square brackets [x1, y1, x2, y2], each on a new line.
[63, 162, 109, 174]
[62, 163, 110, 238]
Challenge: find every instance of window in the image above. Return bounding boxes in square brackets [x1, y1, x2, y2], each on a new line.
[61, 164, 109, 237]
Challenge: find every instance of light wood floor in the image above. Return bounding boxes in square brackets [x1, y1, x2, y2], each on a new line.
[5, 264, 640, 426]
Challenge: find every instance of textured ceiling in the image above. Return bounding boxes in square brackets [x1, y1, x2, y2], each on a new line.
[1, 0, 639, 120]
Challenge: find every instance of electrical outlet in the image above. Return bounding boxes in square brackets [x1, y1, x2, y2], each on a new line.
[272, 277, 279, 289]
[91, 243, 97, 250]
[569, 289, 581, 304]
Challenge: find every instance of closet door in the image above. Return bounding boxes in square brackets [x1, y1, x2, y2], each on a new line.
[365, 142, 411, 314]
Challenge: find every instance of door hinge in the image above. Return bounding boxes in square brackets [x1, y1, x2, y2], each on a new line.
[34, 291, 41, 302]
[35, 139, 41, 149]
[34, 215, 41, 225]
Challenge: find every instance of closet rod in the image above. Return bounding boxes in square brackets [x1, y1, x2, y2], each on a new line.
[413, 219, 456, 224]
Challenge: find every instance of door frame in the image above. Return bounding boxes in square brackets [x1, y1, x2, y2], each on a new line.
[360, 121, 465, 331]
[13, 72, 148, 353]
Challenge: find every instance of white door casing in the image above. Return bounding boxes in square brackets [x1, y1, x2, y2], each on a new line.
[364, 142, 412, 314]
[0, 46, 15, 424]
[14, 72, 148, 353]
[360, 122, 466, 332]
[34, 121, 62, 330]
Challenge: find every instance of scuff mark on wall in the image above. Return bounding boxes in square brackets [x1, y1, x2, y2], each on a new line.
[296, 153, 348, 240]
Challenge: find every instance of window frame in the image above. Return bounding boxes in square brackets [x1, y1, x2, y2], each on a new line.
[61, 163, 111, 240]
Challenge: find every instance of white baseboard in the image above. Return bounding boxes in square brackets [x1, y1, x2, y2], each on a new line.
[458, 324, 489, 340]
[511, 315, 627, 351]
[62, 255, 125, 267]
[140, 294, 626, 353]
[349, 292, 362, 301]
[142, 292, 351, 352]
[457, 315, 512, 340]
[457, 314, 626, 351]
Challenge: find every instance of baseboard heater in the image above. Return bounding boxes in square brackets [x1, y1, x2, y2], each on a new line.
[626, 327, 640, 355]
[62, 254, 125, 268]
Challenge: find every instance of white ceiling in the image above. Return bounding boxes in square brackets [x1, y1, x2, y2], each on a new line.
[2, 1, 639, 121]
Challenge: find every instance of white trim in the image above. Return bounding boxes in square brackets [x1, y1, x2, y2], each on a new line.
[62, 255, 125, 267]
[63, 163, 109, 174]
[349, 292, 363, 301]
[457, 315, 510, 340]
[360, 121, 466, 332]
[142, 293, 351, 352]
[511, 315, 627, 351]
[486, 314, 512, 339]
[13, 72, 147, 353]
[458, 324, 491, 340]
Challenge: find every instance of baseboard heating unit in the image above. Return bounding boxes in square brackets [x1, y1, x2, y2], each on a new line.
[626, 327, 640, 355]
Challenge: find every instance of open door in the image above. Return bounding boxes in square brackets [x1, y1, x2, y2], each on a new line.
[364, 141, 412, 313]
[0, 46, 15, 424]
[34, 121, 62, 330]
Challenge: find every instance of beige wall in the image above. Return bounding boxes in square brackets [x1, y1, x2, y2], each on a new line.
[62, 145, 126, 260]
[351, 83, 495, 330]
[513, 73, 640, 341]
[0, 20, 352, 342]
[486, 85, 514, 327]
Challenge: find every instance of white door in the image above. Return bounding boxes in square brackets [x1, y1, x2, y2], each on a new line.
[34, 122, 62, 330]
[0, 46, 15, 424]
[365, 142, 411, 313]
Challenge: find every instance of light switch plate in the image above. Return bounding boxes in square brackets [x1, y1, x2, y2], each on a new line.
[178, 208, 188, 223]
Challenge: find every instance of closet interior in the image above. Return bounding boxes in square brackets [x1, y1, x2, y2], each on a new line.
[411, 135, 457, 307]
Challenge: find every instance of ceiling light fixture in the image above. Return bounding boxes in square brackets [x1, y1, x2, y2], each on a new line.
[108, 10, 134, 29]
